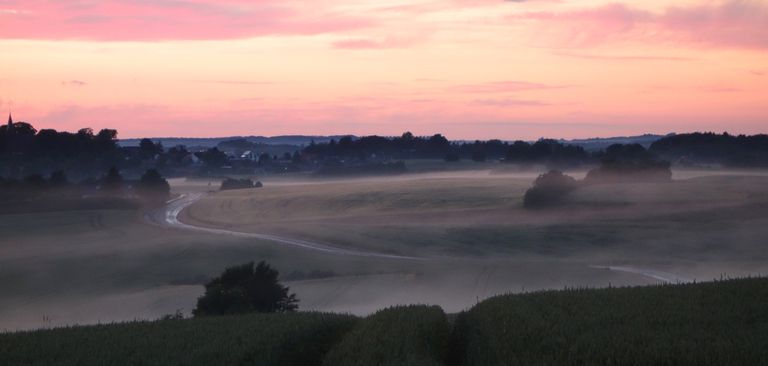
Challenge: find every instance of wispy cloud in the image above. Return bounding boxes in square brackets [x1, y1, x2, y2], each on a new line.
[513, 1, 768, 49]
[474, 98, 550, 106]
[554, 52, 695, 62]
[193, 80, 272, 85]
[450, 81, 567, 93]
[61, 80, 87, 86]
[0, 0, 374, 41]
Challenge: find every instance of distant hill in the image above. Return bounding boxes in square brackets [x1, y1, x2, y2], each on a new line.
[562, 134, 670, 151]
[119, 134, 670, 152]
[118, 135, 354, 149]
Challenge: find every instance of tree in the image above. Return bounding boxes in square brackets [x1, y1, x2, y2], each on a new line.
[193, 261, 298, 316]
[101, 166, 124, 194]
[139, 138, 162, 159]
[136, 169, 171, 201]
[523, 170, 578, 209]
[49, 170, 69, 187]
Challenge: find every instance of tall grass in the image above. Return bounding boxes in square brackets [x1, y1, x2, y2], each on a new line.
[0, 312, 356, 366]
[323, 305, 450, 366]
[449, 278, 768, 366]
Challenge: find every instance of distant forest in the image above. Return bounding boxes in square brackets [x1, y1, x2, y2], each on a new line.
[2, 118, 768, 184]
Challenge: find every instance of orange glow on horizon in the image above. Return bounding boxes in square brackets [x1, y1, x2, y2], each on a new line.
[1, 0, 766, 140]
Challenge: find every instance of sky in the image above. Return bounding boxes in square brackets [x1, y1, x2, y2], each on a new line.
[0, 0, 766, 140]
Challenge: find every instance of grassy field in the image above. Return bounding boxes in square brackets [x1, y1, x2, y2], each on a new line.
[2, 278, 766, 365]
[2, 170, 767, 330]
[183, 171, 768, 263]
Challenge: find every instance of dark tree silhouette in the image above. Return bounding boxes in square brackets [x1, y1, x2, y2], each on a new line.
[139, 138, 163, 159]
[585, 143, 672, 183]
[49, 170, 69, 187]
[193, 261, 298, 316]
[523, 170, 579, 209]
[220, 178, 262, 191]
[101, 166, 124, 194]
[135, 169, 170, 201]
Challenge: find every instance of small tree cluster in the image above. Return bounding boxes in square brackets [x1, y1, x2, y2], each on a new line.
[193, 261, 298, 316]
[523, 170, 579, 209]
[220, 178, 263, 191]
[136, 169, 171, 202]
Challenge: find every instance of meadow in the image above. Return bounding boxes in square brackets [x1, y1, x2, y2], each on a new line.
[2, 169, 768, 330]
[2, 278, 766, 365]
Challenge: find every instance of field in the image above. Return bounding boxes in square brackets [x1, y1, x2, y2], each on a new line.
[450, 277, 768, 366]
[2, 278, 766, 365]
[2, 170, 768, 330]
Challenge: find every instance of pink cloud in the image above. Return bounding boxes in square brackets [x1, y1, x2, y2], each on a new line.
[514, 1, 768, 49]
[331, 35, 425, 49]
[0, 0, 374, 41]
[450, 81, 566, 93]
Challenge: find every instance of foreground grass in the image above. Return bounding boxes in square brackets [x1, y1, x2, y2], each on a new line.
[0, 312, 356, 366]
[323, 305, 450, 366]
[2, 278, 767, 365]
[450, 277, 768, 366]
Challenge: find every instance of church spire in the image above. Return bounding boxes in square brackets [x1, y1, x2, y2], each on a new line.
[7, 112, 12, 126]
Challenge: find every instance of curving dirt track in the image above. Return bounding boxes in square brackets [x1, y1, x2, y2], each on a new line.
[149, 193, 422, 261]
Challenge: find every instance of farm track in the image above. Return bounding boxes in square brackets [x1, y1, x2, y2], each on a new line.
[147, 192, 692, 284]
[148, 193, 422, 261]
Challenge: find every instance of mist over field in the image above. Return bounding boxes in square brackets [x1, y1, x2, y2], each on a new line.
[3, 166, 768, 331]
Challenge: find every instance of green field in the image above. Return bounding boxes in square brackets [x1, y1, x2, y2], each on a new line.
[2, 278, 766, 366]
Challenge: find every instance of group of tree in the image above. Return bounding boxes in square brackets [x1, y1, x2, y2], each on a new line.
[1, 121, 121, 178]
[220, 178, 263, 191]
[523, 170, 580, 209]
[301, 132, 590, 167]
[0, 166, 170, 205]
[649, 132, 768, 167]
[524, 143, 673, 209]
[193, 261, 298, 316]
[584, 143, 672, 184]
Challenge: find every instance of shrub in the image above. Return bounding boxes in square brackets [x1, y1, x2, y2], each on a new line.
[523, 170, 578, 209]
[193, 261, 298, 316]
[323, 305, 450, 366]
[220, 178, 261, 191]
[585, 159, 672, 184]
[135, 169, 171, 202]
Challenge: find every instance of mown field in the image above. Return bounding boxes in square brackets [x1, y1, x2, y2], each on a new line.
[184, 171, 768, 262]
[2, 278, 766, 366]
[3, 170, 768, 330]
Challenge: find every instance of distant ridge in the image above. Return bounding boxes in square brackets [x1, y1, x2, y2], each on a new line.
[118, 135, 354, 148]
[561, 134, 671, 151]
[119, 133, 670, 150]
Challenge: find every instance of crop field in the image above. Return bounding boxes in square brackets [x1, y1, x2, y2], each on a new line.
[450, 277, 768, 366]
[323, 305, 450, 366]
[2, 278, 766, 366]
[2, 170, 768, 330]
[0, 312, 357, 366]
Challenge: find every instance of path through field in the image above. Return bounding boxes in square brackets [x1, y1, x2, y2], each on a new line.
[153, 192, 692, 286]
[151, 193, 421, 260]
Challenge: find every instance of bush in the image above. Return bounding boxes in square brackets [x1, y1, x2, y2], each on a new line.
[323, 305, 450, 366]
[193, 261, 298, 316]
[220, 178, 261, 191]
[523, 170, 578, 209]
[135, 169, 171, 202]
[584, 159, 672, 184]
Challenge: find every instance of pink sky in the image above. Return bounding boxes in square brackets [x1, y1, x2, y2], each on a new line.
[1, 0, 766, 140]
